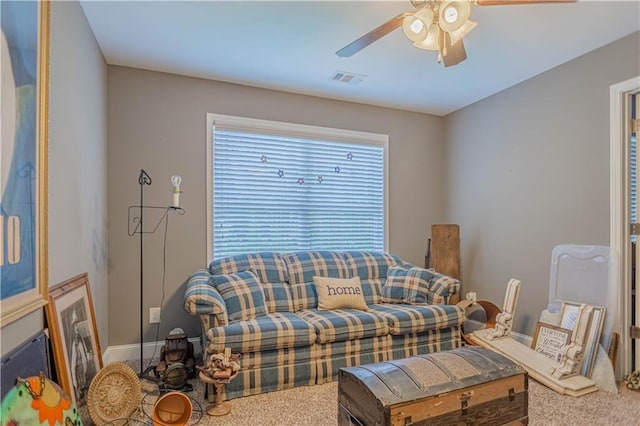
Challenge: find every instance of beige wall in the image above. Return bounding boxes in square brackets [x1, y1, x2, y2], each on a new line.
[107, 67, 445, 344]
[443, 32, 640, 337]
[1, 2, 108, 356]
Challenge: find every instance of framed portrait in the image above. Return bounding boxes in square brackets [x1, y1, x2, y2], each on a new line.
[531, 322, 572, 364]
[0, 0, 50, 326]
[46, 273, 103, 417]
[560, 301, 606, 377]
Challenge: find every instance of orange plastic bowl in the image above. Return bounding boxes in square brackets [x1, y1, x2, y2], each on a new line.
[152, 391, 192, 426]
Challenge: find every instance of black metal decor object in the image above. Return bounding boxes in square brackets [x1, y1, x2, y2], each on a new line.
[139, 170, 150, 377]
[128, 169, 184, 377]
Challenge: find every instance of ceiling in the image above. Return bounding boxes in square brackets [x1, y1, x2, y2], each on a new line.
[80, 0, 640, 116]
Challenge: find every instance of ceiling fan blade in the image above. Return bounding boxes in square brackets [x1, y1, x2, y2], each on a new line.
[476, 0, 575, 5]
[443, 38, 467, 68]
[336, 12, 412, 57]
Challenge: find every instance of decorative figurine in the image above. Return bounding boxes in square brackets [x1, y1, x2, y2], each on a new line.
[489, 279, 521, 340]
[197, 348, 241, 416]
[552, 304, 593, 379]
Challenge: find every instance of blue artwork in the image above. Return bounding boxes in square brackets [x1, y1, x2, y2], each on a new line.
[1, 1, 39, 300]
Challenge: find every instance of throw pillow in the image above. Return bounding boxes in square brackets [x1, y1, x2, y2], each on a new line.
[381, 266, 434, 304]
[210, 270, 267, 321]
[313, 276, 368, 311]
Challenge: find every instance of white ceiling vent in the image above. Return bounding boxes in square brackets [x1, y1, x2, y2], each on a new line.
[329, 71, 366, 86]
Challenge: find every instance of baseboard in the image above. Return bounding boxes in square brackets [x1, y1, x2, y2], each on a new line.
[102, 337, 201, 365]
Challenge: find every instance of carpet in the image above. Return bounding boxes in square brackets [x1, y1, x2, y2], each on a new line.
[121, 360, 640, 426]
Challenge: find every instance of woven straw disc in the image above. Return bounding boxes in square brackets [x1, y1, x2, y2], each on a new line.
[87, 362, 142, 425]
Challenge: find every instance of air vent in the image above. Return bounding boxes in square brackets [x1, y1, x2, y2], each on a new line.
[329, 71, 366, 86]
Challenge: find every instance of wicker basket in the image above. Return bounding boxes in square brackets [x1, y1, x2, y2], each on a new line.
[87, 362, 142, 425]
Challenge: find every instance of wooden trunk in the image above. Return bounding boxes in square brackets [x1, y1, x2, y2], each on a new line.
[338, 347, 528, 426]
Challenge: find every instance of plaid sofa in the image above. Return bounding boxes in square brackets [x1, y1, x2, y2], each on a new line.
[184, 251, 464, 399]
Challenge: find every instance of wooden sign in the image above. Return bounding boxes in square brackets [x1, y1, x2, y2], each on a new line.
[531, 322, 572, 363]
[431, 224, 461, 280]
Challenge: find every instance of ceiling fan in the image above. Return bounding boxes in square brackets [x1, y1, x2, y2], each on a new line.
[336, 0, 576, 67]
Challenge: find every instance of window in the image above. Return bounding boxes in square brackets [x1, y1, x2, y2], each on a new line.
[206, 114, 388, 261]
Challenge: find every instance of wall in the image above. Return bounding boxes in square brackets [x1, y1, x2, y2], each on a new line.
[1, 2, 108, 357]
[443, 32, 640, 337]
[107, 67, 444, 345]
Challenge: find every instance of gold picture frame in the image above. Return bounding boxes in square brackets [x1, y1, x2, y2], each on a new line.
[0, 0, 50, 327]
[46, 273, 103, 419]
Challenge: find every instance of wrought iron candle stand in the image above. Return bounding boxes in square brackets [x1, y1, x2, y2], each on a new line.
[128, 169, 184, 378]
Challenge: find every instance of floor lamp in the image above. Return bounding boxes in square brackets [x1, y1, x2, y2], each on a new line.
[128, 169, 184, 377]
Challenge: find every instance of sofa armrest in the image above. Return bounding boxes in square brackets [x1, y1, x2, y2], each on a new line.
[183, 269, 229, 326]
[428, 273, 461, 305]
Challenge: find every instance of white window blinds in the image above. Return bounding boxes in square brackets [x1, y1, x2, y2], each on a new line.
[207, 114, 388, 260]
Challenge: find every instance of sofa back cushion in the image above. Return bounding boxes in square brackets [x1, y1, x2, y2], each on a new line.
[381, 266, 434, 304]
[209, 252, 292, 312]
[210, 270, 267, 321]
[283, 251, 351, 311]
[342, 251, 403, 304]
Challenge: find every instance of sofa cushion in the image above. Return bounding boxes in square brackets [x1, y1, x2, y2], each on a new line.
[209, 252, 289, 282]
[381, 266, 434, 304]
[206, 312, 317, 353]
[429, 272, 462, 304]
[341, 251, 403, 304]
[211, 270, 267, 321]
[367, 303, 465, 335]
[295, 308, 389, 344]
[209, 252, 293, 313]
[284, 251, 351, 311]
[314, 276, 368, 311]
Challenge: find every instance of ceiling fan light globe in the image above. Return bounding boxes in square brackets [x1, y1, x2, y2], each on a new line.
[402, 7, 434, 42]
[413, 24, 440, 51]
[402, 16, 427, 42]
[439, 0, 471, 33]
[448, 19, 477, 46]
[414, 7, 434, 26]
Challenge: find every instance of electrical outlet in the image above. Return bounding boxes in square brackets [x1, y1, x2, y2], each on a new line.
[149, 307, 161, 324]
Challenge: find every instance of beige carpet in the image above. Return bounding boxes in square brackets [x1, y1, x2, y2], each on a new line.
[118, 360, 640, 426]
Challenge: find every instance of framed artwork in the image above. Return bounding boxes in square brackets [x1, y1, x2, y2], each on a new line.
[0, 0, 50, 327]
[560, 301, 606, 377]
[46, 273, 103, 418]
[531, 322, 572, 364]
[559, 302, 580, 330]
